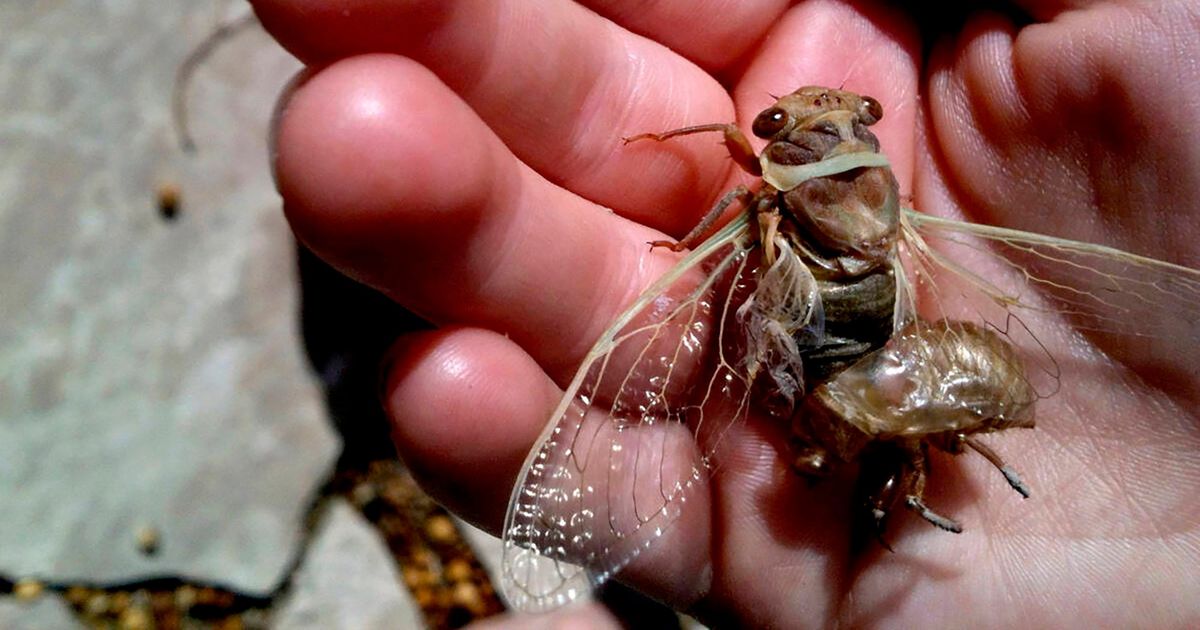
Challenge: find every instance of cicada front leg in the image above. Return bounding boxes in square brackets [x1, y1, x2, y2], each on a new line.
[625, 122, 770, 252]
[623, 122, 761, 176]
[865, 432, 1032, 543]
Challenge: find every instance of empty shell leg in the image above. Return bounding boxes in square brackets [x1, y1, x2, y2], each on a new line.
[963, 435, 1031, 498]
[853, 444, 908, 551]
[903, 444, 963, 533]
[905, 496, 963, 533]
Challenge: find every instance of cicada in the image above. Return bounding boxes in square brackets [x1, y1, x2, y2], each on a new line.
[499, 86, 1200, 612]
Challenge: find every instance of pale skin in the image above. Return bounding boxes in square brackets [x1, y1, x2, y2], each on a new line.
[254, 0, 1200, 627]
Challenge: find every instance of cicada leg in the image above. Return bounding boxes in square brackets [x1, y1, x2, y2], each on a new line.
[623, 122, 761, 176]
[852, 443, 907, 552]
[853, 440, 965, 548]
[931, 432, 1032, 499]
[648, 185, 755, 252]
[902, 443, 964, 534]
[625, 121, 770, 251]
[962, 434, 1032, 499]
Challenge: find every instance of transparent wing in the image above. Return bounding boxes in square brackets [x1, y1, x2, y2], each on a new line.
[500, 214, 761, 612]
[897, 208, 1200, 410]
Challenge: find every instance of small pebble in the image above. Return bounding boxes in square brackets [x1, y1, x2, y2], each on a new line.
[400, 566, 421, 588]
[133, 589, 153, 607]
[413, 586, 434, 609]
[13, 579, 43, 601]
[424, 515, 456, 544]
[350, 482, 377, 507]
[413, 566, 440, 589]
[174, 584, 198, 610]
[149, 591, 173, 614]
[118, 605, 152, 630]
[200, 587, 235, 607]
[109, 591, 131, 614]
[64, 586, 89, 606]
[444, 558, 472, 583]
[411, 548, 436, 569]
[84, 593, 111, 616]
[451, 581, 485, 615]
[135, 524, 161, 555]
[156, 182, 181, 221]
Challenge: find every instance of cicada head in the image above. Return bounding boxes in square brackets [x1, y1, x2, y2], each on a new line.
[752, 86, 883, 141]
[754, 87, 898, 264]
[754, 86, 886, 173]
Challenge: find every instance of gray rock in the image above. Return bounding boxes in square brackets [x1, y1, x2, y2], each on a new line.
[454, 519, 504, 590]
[0, 1, 339, 595]
[272, 500, 422, 630]
[0, 595, 85, 630]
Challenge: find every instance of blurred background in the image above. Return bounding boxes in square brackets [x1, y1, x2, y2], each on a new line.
[0, 1, 698, 628]
[0, 1, 702, 627]
[0, 1, 517, 627]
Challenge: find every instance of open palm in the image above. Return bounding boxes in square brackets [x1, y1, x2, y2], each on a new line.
[254, 0, 1200, 626]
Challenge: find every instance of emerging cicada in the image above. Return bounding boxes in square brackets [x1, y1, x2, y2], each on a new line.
[499, 86, 1200, 612]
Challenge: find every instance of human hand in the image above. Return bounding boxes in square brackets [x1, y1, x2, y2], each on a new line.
[253, 0, 1200, 626]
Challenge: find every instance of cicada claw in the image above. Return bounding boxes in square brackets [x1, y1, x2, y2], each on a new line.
[648, 239, 685, 252]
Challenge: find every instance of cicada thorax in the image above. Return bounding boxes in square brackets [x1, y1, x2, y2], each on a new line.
[747, 88, 902, 406]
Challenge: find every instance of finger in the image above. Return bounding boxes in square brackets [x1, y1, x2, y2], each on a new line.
[923, 7, 1200, 391]
[577, 0, 790, 72]
[252, 0, 739, 237]
[383, 327, 558, 529]
[692, 419, 851, 628]
[926, 6, 1200, 256]
[275, 54, 682, 375]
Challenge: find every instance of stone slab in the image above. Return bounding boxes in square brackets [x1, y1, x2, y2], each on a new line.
[0, 1, 339, 595]
[273, 500, 422, 629]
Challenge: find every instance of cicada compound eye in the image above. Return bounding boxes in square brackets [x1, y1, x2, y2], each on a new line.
[860, 96, 883, 125]
[752, 106, 789, 138]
